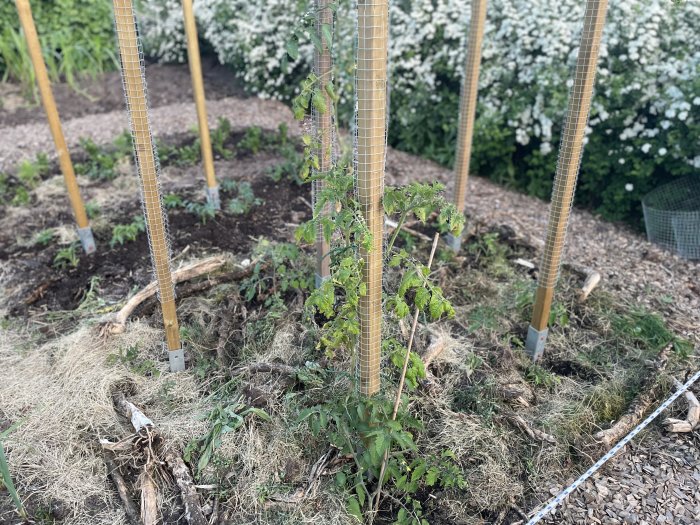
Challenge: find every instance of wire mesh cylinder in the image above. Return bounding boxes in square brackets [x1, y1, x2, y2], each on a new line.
[15, 0, 91, 234]
[312, 0, 334, 285]
[642, 176, 700, 260]
[530, 0, 608, 333]
[452, 0, 488, 215]
[113, 0, 181, 352]
[355, 0, 389, 396]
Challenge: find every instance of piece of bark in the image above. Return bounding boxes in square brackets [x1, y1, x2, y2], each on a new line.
[578, 271, 601, 302]
[101, 256, 228, 335]
[421, 336, 446, 368]
[113, 392, 207, 525]
[663, 378, 700, 432]
[139, 471, 158, 525]
[594, 343, 671, 448]
[104, 451, 140, 525]
[164, 449, 207, 525]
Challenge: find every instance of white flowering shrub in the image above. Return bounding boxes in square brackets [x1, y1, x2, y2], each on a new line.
[139, 0, 699, 227]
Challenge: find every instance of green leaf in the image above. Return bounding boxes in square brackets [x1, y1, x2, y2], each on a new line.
[285, 39, 299, 60]
[321, 24, 333, 49]
[425, 466, 439, 486]
[346, 496, 362, 521]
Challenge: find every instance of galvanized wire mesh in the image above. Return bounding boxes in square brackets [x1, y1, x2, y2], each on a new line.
[113, 0, 180, 350]
[537, 0, 608, 291]
[312, 0, 335, 284]
[354, 0, 389, 396]
[452, 0, 488, 215]
[643, 176, 700, 260]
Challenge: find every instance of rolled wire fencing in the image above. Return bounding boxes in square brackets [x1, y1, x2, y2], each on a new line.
[355, 0, 389, 396]
[526, 0, 609, 360]
[112, 0, 183, 371]
[15, 0, 95, 254]
[642, 176, 700, 260]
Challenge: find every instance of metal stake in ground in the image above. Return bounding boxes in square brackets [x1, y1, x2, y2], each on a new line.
[112, 0, 184, 371]
[181, 0, 219, 209]
[356, 0, 389, 396]
[313, 0, 333, 287]
[526, 0, 608, 360]
[15, 0, 95, 255]
[448, 0, 488, 252]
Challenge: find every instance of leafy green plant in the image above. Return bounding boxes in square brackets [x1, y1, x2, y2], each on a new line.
[110, 216, 146, 247]
[106, 344, 161, 377]
[185, 396, 270, 476]
[211, 117, 234, 159]
[33, 228, 55, 247]
[53, 242, 80, 269]
[17, 154, 49, 189]
[226, 181, 263, 215]
[526, 363, 561, 390]
[85, 201, 101, 219]
[0, 420, 26, 520]
[163, 193, 185, 209]
[186, 201, 216, 224]
[75, 134, 132, 180]
[237, 126, 264, 155]
[10, 187, 29, 206]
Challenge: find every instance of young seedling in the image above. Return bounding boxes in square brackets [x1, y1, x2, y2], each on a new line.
[53, 242, 80, 269]
[0, 421, 27, 520]
[182, 0, 220, 209]
[15, 0, 95, 254]
[449, 0, 488, 252]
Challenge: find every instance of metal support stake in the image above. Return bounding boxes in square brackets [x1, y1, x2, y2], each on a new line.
[356, 0, 388, 396]
[450, 0, 488, 251]
[15, 0, 95, 254]
[526, 0, 609, 360]
[182, 0, 218, 208]
[113, 0, 183, 371]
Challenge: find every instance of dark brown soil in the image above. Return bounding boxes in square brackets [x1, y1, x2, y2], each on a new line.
[2, 160, 309, 316]
[0, 58, 244, 128]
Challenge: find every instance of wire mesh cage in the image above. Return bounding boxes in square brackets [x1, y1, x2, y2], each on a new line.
[642, 176, 700, 260]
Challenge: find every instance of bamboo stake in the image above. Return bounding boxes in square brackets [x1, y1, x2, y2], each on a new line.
[448, 0, 488, 252]
[112, 0, 183, 371]
[15, 0, 95, 254]
[356, 0, 389, 397]
[373, 233, 440, 515]
[181, 0, 219, 209]
[526, 0, 609, 360]
[313, 0, 333, 287]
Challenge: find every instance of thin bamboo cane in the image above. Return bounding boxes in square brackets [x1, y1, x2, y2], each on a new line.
[181, 0, 219, 209]
[313, 0, 333, 286]
[112, 0, 183, 370]
[526, 0, 608, 360]
[449, 0, 488, 251]
[15, 0, 95, 254]
[356, 0, 388, 396]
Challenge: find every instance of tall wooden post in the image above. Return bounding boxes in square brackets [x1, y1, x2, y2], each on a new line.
[15, 0, 95, 254]
[356, 0, 388, 396]
[182, 0, 219, 209]
[448, 0, 488, 252]
[313, 0, 333, 287]
[113, 0, 184, 371]
[526, 0, 609, 360]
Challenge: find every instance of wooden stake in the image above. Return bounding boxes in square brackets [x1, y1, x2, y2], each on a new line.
[373, 234, 440, 515]
[528, 0, 608, 356]
[181, 0, 218, 206]
[15, 0, 94, 253]
[356, 0, 388, 396]
[112, 0, 182, 359]
[313, 0, 333, 286]
[452, 0, 488, 215]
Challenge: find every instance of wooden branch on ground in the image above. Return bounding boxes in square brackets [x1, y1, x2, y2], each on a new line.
[139, 471, 158, 525]
[503, 412, 557, 444]
[663, 378, 700, 433]
[101, 256, 228, 335]
[420, 335, 447, 369]
[578, 271, 601, 302]
[594, 343, 672, 448]
[112, 392, 207, 525]
[385, 218, 433, 243]
[104, 451, 140, 525]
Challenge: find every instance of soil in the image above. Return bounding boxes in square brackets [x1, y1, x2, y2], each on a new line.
[0, 58, 244, 128]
